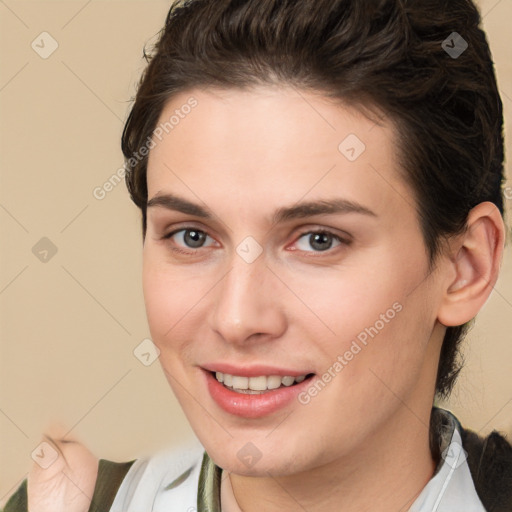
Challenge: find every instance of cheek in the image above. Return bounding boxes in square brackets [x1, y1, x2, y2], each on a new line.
[142, 255, 206, 351]
[330, 285, 435, 408]
[142, 258, 208, 401]
[294, 251, 434, 385]
[287, 257, 409, 344]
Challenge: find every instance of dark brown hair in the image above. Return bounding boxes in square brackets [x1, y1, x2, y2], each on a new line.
[122, 0, 505, 399]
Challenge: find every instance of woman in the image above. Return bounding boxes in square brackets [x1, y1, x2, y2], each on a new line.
[4, 0, 511, 510]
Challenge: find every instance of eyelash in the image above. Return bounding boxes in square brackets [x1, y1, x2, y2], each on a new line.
[161, 227, 351, 256]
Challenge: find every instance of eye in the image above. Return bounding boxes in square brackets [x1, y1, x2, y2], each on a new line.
[294, 230, 346, 252]
[164, 228, 217, 250]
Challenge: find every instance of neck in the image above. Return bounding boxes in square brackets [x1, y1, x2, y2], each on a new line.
[222, 404, 437, 512]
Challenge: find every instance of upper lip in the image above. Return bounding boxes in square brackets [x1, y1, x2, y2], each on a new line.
[202, 363, 314, 378]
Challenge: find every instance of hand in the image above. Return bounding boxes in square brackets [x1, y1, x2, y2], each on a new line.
[27, 424, 99, 512]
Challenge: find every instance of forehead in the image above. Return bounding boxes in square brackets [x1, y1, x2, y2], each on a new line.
[145, 86, 412, 220]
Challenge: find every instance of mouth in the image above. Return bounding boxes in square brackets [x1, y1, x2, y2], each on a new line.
[203, 367, 316, 418]
[212, 371, 316, 394]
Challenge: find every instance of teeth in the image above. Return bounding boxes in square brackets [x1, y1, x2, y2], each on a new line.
[214, 372, 309, 392]
[267, 375, 282, 390]
[232, 376, 249, 390]
[249, 376, 267, 391]
[281, 376, 295, 386]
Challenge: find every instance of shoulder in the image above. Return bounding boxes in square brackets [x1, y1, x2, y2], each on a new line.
[461, 424, 512, 512]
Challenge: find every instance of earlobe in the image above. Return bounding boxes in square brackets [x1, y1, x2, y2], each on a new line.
[438, 202, 505, 327]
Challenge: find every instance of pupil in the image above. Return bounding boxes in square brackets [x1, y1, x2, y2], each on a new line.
[185, 230, 206, 248]
[310, 233, 332, 251]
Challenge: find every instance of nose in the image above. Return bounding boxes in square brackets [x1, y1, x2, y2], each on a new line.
[208, 252, 287, 346]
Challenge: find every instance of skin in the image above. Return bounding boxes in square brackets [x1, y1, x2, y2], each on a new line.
[27, 425, 98, 512]
[142, 85, 504, 512]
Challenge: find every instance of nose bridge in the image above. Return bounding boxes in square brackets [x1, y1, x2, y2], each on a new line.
[209, 247, 284, 343]
[219, 250, 267, 321]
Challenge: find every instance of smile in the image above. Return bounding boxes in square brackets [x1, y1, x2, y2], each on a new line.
[215, 372, 309, 393]
[204, 369, 316, 418]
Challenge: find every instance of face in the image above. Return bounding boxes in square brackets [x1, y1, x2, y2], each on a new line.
[143, 86, 446, 476]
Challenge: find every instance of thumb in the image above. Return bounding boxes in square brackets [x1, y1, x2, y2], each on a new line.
[28, 424, 99, 512]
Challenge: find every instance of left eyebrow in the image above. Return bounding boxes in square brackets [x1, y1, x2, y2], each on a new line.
[271, 198, 377, 224]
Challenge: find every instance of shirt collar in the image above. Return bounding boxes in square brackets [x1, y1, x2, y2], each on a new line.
[409, 407, 486, 512]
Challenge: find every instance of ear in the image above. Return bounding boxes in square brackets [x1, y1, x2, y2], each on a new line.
[437, 201, 506, 327]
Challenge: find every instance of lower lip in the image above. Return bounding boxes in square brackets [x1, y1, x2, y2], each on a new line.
[204, 370, 315, 419]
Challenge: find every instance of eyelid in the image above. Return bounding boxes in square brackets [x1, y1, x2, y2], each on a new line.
[161, 220, 215, 240]
[295, 226, 352, 242]
[163, 227, 217, 244]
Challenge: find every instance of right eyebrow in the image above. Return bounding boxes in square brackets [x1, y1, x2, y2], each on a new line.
[147, 193, 212, 218]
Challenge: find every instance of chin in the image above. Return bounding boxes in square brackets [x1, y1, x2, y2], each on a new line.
[219, 455, 298, 477]
[206, 438, 314, 477]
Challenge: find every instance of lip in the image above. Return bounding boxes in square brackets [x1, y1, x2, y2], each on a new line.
[202, 363, 312, 378]
[202, 368, 315, 419]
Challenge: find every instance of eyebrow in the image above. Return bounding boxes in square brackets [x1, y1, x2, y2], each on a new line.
[146, 193, 377, 224]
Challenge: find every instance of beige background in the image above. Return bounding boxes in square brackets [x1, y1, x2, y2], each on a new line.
[0, 0, 511, 503]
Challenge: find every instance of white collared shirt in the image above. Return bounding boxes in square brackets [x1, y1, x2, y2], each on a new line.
[409, 426, 486, 511]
